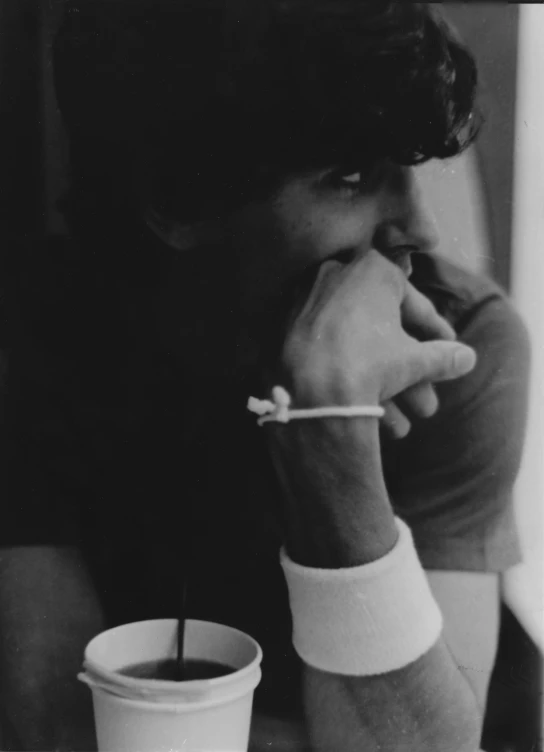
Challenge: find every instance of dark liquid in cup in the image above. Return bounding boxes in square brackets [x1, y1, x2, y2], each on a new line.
[118, 658, 236, 681]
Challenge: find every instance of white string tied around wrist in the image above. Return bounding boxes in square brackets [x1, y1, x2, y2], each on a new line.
[247, 385, 385, 426]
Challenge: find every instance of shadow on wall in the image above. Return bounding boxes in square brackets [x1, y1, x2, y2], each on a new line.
[444, 2, 519, 291]
[417, 153, 490, 277]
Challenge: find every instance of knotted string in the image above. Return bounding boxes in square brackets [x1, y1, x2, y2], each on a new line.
[248, 386, 385, 426]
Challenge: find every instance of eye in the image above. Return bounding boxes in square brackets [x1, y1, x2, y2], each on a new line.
[319, 169, 363, 194]
[340, 172, 362, 185]
[318, 161, 385, 195]
[327, 168, 371, 193]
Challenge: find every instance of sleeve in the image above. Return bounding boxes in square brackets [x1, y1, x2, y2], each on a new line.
[382, 295, 531, 572]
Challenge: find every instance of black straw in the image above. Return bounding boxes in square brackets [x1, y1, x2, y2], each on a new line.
[176, 572, 188, 681]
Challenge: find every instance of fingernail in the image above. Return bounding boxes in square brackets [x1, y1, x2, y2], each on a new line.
[454, 347, 477, 374]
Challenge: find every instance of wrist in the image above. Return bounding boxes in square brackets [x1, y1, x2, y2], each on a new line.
[280, 517, 444, 677]
[267, 418, 396, 568]
[286, 496, 398, 570]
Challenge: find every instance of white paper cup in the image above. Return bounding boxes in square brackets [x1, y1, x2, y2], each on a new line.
[79, 619, 262, 752]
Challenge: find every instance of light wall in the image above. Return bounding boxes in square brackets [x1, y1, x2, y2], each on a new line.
[503, 4, 544, 650]
[417, 152, 490, 276]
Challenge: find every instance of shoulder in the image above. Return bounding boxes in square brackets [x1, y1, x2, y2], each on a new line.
[410, 253, 530, 405]
[383, 254, 530, 572]
[410, 252, 530, 401]
[410, 252, 530, 398]
[411, 251, 512, 322]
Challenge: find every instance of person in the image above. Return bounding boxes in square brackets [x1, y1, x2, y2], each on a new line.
[1, 1, 530, 750]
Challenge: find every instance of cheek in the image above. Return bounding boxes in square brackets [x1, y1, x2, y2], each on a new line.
[234, 200, 375, 315]
[289, 208, 374, 264]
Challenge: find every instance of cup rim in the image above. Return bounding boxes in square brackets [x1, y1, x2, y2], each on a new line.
[83, 618, 263, 696]
[83, 667, 263, 713]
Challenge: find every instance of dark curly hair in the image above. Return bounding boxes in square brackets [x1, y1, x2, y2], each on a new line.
[53, 0, 480, 237]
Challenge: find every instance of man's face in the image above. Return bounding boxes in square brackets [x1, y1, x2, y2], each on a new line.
[228, 160, 439, 319]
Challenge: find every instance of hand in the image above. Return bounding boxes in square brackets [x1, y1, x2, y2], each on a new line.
[380, 283, 457, 438]
[264, 250, 476, 566]
[280, 249, 475, 410]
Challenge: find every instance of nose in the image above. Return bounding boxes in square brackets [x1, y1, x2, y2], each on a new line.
[373, 166, 440, 257]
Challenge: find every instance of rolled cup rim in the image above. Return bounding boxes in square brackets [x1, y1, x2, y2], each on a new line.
[82, 618, 263, 701]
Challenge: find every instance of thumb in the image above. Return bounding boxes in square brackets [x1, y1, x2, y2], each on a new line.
[408, 341, 477, 386]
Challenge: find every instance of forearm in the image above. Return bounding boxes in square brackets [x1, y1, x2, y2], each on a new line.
[302, 638, 481, 752]
[294, 501, 483, 750]
[268, 418, 397, 569]
[270, 421, 483, 751]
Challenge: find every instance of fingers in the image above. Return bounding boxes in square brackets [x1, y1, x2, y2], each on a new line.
[381, 400, 411, 439]
[401, 283, 456, 342]
[397, 381, 439, 419]
[406, 340, 477, 387]
[382, 383, 438, 441]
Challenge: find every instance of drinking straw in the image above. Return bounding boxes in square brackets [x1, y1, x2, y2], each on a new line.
[176, 573, 188, 681]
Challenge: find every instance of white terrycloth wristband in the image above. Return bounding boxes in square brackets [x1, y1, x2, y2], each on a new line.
[280, 517, 443, 676]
